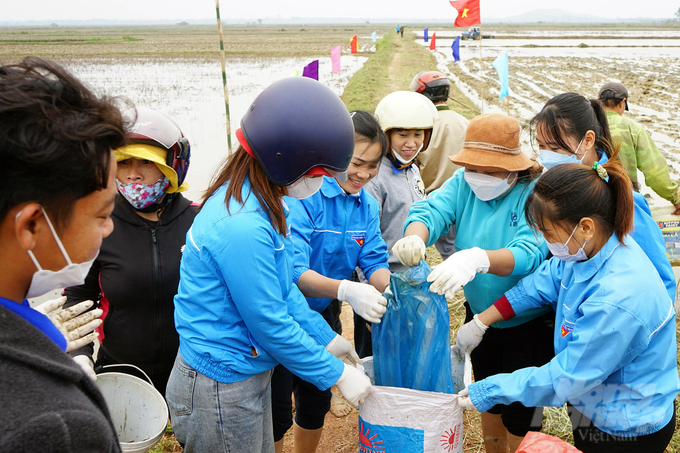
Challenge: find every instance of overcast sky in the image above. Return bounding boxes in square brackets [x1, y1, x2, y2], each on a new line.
[3, 0, 676, 22]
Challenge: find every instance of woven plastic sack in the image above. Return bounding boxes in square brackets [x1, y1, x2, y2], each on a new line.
[372, 261, 453, 393]
[358, 386, 464, 453]
[517, 432, 583, 453]
[357, 349, 471, 453]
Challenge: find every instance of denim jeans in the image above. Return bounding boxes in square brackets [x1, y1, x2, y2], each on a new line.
[166, 352, 274, 453]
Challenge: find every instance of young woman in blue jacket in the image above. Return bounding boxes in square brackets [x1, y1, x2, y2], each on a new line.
[532, 92, 675, 303]
[393, 113, 550, 452]
[165, 78, 372, 453]
[455, 158, 679, 453]
[271, 111, 391, 453]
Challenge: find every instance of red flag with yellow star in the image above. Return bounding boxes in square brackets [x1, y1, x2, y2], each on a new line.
[449, 0, 481, 27]
[350, 35, 357, 54]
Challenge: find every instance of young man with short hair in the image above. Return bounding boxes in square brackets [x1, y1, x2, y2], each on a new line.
[0, 57, 127, 452]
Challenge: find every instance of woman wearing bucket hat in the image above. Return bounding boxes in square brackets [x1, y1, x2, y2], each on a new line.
[394, 113, 552, 452]
[63, 106, 197, 396]
[165, 77, 372, 453]
[455, 157, 679, 453]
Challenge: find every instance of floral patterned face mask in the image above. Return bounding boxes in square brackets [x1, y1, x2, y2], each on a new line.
[116, 176, 170, 210]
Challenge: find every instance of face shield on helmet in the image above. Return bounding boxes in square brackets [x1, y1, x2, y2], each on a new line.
[122, 106, 191, 193]
[237, 77, 354, 186]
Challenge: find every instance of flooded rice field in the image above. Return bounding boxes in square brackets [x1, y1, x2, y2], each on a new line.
[419, 29, 680, 208]
[66, 55, 367, 202]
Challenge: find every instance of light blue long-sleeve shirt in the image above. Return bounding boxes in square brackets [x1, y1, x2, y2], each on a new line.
[173, 179, 343, 390]
[405, 169, 549, 328]
[470, 234, 679, 437]
[290, 177, 389, 313]
[596, 153, 676, 302]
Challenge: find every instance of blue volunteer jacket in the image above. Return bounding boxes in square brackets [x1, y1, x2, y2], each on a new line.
[470, 234, 679, 437]
[290, 177, 390, 312]
[173, 179, 344, 390]
[598, 152, 676, 302]
[405, 169, 549, 328]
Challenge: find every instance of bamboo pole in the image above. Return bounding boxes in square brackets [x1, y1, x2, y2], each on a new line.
[449, 96, 480, 115]
[507, 95, 510, 116]
[215, 0, 232, 151]
[479, 26, 484, 114]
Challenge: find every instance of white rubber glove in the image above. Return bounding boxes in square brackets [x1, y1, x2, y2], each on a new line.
[73, 355, 97, 381]
[427, 247, 490, 300]
[453, 314, 488, 356]
[337, 280, 387, 323]
[326, 334, 362, 366]
[457, 387, 478, 411]
[392, 235, 426, 267]
[335, 364, 372, 407]
[34, 297, 103, 353]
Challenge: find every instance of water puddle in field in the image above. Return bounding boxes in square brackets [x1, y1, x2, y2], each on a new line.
[65, 55, 367, 202]
[415, 29, 680, 208]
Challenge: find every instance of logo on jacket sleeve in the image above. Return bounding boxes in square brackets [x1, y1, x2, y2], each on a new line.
[351, 233, 366, 246]
[560, 322, 573, 337]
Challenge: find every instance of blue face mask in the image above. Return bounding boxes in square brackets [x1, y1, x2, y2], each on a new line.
[538, 136, 585, 170]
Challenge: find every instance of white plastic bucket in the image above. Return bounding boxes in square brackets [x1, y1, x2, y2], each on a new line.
[96, 372, 168, 453]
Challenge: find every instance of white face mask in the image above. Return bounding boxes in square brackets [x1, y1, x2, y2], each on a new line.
[464, 170, 518, 201]
[286, 176, 324, 200]
[545, 223, 589, 262]
[538, 136, 585, 171]
[392, 144, 424, 165]
[22, 207, 98, 299]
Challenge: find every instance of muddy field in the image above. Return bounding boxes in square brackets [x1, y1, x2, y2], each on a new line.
[0, 25, 380, 202]
[420, 24, 680, 208]
[0, 24, 383, 58]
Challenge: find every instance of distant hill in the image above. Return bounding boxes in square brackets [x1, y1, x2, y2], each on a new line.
[486, 8, 664, 23]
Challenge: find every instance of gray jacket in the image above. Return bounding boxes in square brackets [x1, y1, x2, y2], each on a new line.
[365, 156, 426, 272]
[0, 304, 121, 453]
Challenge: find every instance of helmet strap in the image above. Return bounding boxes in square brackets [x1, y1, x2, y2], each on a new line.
[387, 150, 413, 171]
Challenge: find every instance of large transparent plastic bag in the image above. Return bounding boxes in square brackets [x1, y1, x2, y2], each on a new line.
[372, 261, 454, 393]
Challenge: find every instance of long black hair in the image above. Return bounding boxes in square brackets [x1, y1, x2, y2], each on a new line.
[530, 92, 615, 159]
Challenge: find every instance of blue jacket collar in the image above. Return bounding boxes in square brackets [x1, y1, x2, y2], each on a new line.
[320, 176, 362, 203]
[572, 233, 621, 282]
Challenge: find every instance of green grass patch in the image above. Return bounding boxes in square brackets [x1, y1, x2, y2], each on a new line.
[122, 35, 143, 41]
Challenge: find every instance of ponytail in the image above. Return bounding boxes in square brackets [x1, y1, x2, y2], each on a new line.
[589, 99, 615, 159]
[526, 149, 633, 244]
[600, 153, 634, 242]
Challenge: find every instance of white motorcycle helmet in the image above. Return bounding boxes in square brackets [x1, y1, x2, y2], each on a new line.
[375, 91, 438, 151]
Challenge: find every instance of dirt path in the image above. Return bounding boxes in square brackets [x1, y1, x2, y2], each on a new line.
[386, 38, 404, 92]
